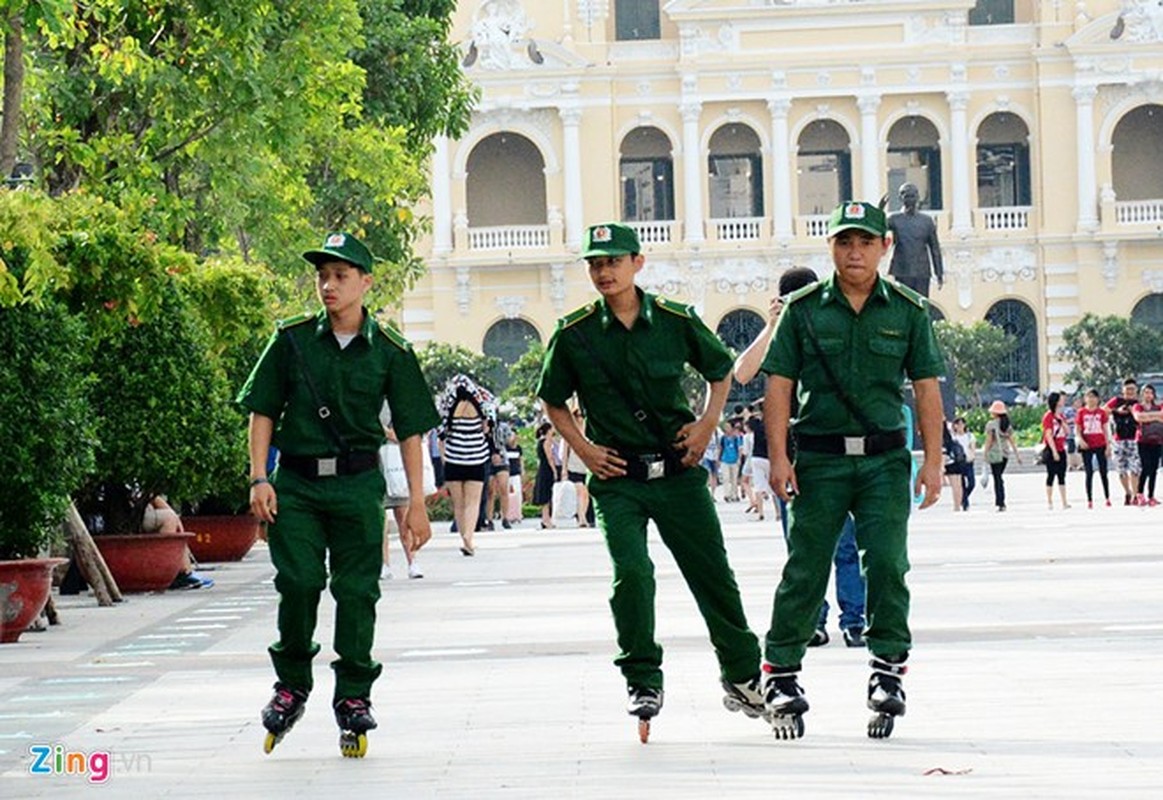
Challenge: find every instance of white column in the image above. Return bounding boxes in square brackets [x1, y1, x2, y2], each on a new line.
[431, 136, 452, 255]
[681, 101, 705, 244]
[559, 106, 584, 250]
[768, 97, 793, 241]
[1073, 85, 1099, 231]
[857, 95, 882, 202]
[947, 91, 972, 235]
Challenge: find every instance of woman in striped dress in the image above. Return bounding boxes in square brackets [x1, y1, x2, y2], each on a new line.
[440, 385, 492, 556]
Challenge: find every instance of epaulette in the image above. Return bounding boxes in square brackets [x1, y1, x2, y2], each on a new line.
[276, 312, 314, 331]
[783, 282, 823, 305]
[376, 319, 411, 351]
[888, 279, 928, 310]
[558, 302, 596, 330]
[654, 295, 694, 319]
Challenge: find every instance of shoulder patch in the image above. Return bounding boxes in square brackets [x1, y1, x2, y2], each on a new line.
[558, 302, 596, 330]
[276, 312, 314, 331]
[888, 279, 928, 310]
[783, 282, 823, 305]
[376, 319, 411, 351]
[654, 296, 694, 319]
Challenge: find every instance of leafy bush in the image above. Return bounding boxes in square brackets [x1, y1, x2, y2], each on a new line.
[0, 302, 95, 559]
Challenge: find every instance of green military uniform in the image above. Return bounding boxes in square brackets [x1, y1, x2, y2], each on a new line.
[761, 251, 944, 668]
[538, 259, 760, 693]
[238, 237, 438, 703]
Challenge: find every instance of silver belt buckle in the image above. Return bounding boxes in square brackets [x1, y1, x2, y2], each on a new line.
[646, 459, 666, 480]
[316, 457, 338, 477]
[843, 437, 866, 456]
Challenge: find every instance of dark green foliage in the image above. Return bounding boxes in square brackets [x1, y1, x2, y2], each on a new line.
[1059, 314, 1163, 395]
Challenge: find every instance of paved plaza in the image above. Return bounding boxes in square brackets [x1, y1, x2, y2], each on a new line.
[2, 471, 1162, 798]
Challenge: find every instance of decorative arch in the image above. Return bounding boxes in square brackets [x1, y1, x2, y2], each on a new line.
[968, 102, 1035, 144]
[1098, 94, 1163, 152]
[1110, 104, 1163, 202]
[616, 117, 681, 156]
[885, 114, 945, 211]
[1131, 293, 1163, 331]
[715, 308, 766, 404]
[453, 118, 560, 179]
[879, 109, 949, 149]
[482, 316, 542, 392]
[620, 126, 676, 222]
[789, 112, 859, 153]
[699, 114, 770, 154]
[984, 298, 1039, 387]
[466, 132, 548, 226]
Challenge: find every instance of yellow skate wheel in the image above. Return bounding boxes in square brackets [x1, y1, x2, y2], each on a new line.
[340, 732, 368, 758]
[263, 732, 278, 754]
[637, 718, 650, 744]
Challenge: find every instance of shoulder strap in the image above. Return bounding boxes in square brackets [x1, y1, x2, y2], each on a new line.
[796, 305, 880, 436]
[569, 326, 673, 453]
[281, 329, 351, 455]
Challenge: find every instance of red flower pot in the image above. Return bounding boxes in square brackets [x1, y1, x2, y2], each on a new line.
[93, 532, 195, 592]
[0, 558, 69, 643]
[186, 515, 261, 563]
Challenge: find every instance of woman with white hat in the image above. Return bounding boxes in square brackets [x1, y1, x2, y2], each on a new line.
[982, 400, 1022, 511]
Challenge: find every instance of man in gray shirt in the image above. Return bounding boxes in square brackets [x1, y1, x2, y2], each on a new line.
[887, 183, 943, 297]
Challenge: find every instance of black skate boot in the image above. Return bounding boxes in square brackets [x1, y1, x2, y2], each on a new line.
[721, 674, 770, 722]
[761, 663, 808, 740]
[867, 656, 907, 739]
[261, 683, 309, 754]
[334, 696, 378, 758]
[626, 686, 664, 743]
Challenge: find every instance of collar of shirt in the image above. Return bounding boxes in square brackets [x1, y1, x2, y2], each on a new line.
[311, 307, 376, 343]
[817, 273, 892, 310]
[597, 287, 654, 331]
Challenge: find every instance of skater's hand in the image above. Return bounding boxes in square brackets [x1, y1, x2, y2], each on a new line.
[770, 454, 797, 502]
[580, 442, 627, 480]
[915, 460, 943, 510]
[250, 481, 278, 524]
[673, 420, 712, 467]
[405, 503, 432, 552]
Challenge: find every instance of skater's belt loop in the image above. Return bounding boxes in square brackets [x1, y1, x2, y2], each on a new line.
[794, 430, 906, 457]
[278, 452, 379, 479]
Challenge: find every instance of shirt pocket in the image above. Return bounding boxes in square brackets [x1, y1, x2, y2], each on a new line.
[867, 333, 907, 363]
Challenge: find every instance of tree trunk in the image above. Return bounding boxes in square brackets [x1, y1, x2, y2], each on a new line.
[65, 501, 123, 605]
[0, 16, 25, 179]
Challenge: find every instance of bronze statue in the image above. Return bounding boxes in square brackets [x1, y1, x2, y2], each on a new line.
[886, 183, 944, 297]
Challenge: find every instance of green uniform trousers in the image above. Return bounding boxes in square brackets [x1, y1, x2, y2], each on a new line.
[267, 467, 385, 701]
[765, 447, 913, 667]
[588, 465, 761, 691]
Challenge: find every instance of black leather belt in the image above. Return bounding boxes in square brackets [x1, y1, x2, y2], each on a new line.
[618, 452, 686, 482]
[278, 451, 379, 479]
[794, 430, 907, 457]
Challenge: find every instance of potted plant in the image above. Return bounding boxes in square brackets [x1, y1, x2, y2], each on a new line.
[79, 280, 243, 590]
[0, 299, 94, 641]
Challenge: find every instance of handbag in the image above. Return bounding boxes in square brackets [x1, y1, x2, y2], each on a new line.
[379, 440, 410, 499]
[980, 467, 990, 489]
[552, 480, 577, 521]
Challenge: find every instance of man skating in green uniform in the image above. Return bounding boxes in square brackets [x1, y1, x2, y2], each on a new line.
[238, 232, 439, 757]
[758, 202, 945, 740]
[537, 222, 766, 741]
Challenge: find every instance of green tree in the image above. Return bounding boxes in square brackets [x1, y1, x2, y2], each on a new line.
[500, 340, 546, 420]
[1059, 313, 1163, 394]
[416, 341, 502, 397]
[934, 320, 1016, 404]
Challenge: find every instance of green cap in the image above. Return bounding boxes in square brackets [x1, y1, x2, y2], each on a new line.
[827, 201, 887, 238]
[580, 222, 640, 259]
[302, 232, 374, 273]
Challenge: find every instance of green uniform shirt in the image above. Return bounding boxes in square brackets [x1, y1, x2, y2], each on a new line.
[760, 274, 944, 436]
[237, 308, 439, 455]
[537, 289, 732, 453]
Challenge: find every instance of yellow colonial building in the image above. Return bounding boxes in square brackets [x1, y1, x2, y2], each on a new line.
[401, 0, 1163, 400]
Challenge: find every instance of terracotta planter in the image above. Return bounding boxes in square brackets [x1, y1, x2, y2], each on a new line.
[93, 532, 194, 592]
[186, 514, 261, 562]
[0, 558, 69, 644]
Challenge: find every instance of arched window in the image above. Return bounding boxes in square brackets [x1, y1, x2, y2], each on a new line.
[976, 112, 1031, 208]
[716, 309, 766, 404]
[620, 126, 675, 222]
[886, 116, 942, 211]
[482, 318, 541, 391]
[985, 299, 1038, 387]
[1112, 105, 1163, 203]
[1131, 294, 1163, 331]
[796, 119, 852, 215]
[615, 1, 660, 41]
[708, 124, 764, 219]
[466, 132, 547, 226]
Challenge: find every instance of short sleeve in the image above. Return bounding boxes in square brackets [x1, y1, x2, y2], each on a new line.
[904, 308, 945, 381]
[684, 310, 733, 382]
[536, 326, 577, 407]
[760, 305, 801, 379]
[236, 329, 287, 418]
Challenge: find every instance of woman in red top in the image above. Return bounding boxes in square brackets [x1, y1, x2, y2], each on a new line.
[1041, 391, 1070, 510]
[1132, 384, 1163, 506]
[1075, 389, 1112, 508]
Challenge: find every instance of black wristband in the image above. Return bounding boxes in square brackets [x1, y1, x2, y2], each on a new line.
[249, 477, 270, 487]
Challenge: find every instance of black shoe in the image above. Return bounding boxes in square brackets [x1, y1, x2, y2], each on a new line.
[806, 628, 830, 647]
[501, 519, 511, 529]
[842, 627, 865, 648]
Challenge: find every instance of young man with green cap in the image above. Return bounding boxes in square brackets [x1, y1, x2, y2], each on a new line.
[758, 201, 945, 740]
[238, 232, 439, 757]
[537, 222, 766, 742]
